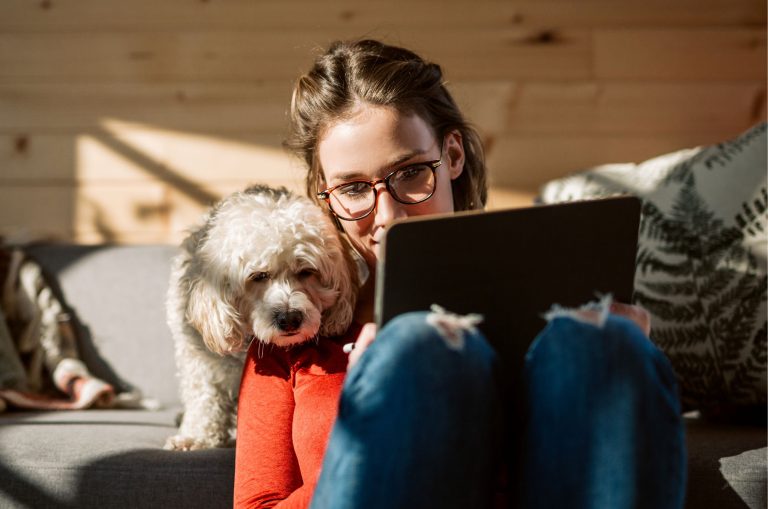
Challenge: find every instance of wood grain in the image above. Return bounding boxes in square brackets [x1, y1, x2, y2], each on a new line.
[0, 29, 592, 82]
[2, 1, 763, 30]
[1, 1, 764, 243]
[594, 28, 767, 80]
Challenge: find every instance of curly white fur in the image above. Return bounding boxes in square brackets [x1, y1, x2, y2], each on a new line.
[164, 185, 357, 451]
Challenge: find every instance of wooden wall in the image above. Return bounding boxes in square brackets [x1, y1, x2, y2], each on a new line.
[1, 0, 766, 244]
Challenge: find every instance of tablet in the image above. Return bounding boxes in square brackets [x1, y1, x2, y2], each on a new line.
[374, 196, 642, 373]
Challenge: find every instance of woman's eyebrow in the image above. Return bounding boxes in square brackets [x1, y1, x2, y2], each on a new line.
[330, 148, 428, 183]
[386, 148, 428, 169]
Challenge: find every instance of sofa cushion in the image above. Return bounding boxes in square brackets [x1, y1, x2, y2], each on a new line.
[720, 447, 768, 509]
[538, 123, 767, 416]
[24, 244, 181, 406]
[685, 415, 767, 509]
[0, 409, 234, 508]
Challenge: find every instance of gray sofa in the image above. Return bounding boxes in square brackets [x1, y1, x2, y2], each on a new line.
[0, 244, 765, 508]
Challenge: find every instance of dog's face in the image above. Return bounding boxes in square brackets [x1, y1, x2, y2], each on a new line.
[185, 187, 357, 354]
[239, 240, 342, 348]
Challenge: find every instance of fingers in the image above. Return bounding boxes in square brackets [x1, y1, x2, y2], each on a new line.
[610, 302, 651, 336]
[347, 322, 377, 370]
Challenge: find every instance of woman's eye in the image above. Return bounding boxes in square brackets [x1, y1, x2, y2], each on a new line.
[395, 165, 427, 181]
[338, 182, 370, 200]
[248, 272, 270, 282]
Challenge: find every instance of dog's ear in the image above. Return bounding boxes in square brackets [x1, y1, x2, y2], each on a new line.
[186, 274, 246, 355]
[319, 241, 357, 337]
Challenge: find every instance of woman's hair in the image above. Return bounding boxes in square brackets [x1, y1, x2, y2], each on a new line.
[285, 39, 487, 212]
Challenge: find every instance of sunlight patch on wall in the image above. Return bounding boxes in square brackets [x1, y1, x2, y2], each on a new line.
[72, 119, 304, 243]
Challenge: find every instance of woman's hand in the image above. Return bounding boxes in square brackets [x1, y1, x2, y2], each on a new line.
[610, 302, 651, 337]
[347, 323, 377, 370]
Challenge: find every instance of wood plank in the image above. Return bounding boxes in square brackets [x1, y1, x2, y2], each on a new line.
[74, 180, 307, 244]
[508, 81, 765, 135]
[0, 31, 341, 82]
[487, 132, 740, 190]
[449, 81, 518, 135]
[0, 80, 511, 134]
[74, 181, 169, 240]
[0, 82, 292, 132]
[594, 29, 767, 80]
[0, 129, 300, 185]
[1, 133, 76, 180]
[1, 126, 308, 241]
[79, 123, 302, 187]
[503, 1, 765, 28]
[0, 180, 308, 245]
[1, 182, 171, 242]
[1, 1, 763, 31]
[0, 185, 74, 240]
[81, 180, 308, 245]
[0, 29, 592, 82]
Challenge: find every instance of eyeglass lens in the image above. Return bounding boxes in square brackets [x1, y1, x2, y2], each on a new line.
[329, 164, 436, 220]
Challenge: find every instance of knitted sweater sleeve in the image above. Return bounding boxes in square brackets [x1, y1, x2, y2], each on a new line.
[233, 337, 349, 509]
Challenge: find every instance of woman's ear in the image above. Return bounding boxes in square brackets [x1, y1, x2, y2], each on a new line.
[444, 130, 465, 181]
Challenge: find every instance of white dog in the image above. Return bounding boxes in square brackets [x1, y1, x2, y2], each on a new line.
[164, 185, 357, 451]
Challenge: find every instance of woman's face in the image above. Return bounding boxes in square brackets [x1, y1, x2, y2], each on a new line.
[317, 105, 465, 273]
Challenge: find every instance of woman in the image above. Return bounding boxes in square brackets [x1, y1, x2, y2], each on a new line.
[234, 39, 686, 509]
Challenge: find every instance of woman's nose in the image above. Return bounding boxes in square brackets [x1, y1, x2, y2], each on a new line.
[373, 185, 406, 225]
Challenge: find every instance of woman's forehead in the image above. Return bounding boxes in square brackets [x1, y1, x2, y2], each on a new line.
[318, 106, 436, 182]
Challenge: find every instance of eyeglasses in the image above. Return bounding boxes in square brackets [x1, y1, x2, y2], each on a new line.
[317, 148, 444, 222]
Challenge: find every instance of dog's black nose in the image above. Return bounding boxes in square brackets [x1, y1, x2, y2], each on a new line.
[275, 310, 303, 332]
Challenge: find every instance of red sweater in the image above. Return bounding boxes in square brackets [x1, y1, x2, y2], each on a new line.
[233, 326, 360, 509]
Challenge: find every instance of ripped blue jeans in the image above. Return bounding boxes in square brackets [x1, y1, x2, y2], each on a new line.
[310, 306, 687, 509]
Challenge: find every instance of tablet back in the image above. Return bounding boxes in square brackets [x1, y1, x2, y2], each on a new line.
[375, 196, 642, 374]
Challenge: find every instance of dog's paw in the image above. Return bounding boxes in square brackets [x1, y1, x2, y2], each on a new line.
[163, 434, 232, 451]
[164, 434, 213, 451]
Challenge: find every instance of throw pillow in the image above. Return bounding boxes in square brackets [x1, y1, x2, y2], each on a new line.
[538, 122, 767, 416]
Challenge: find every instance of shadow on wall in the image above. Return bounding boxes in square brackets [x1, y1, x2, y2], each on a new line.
[5, 102, 303, 245]
[90, 126, 220, 207]
[67, 118, 302, 244]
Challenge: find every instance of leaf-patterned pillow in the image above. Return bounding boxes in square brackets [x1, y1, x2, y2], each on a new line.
[539, 122, 767, 416]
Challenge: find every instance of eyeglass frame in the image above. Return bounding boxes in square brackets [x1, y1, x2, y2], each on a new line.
[316, 142, 445, 222]
[317, 159, 443, 221]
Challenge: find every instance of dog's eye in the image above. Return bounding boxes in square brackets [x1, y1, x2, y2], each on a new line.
[248, 271, 270, 282]
[297, 269, 317, 280]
